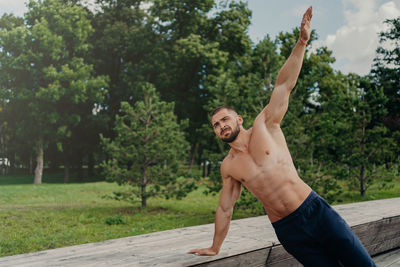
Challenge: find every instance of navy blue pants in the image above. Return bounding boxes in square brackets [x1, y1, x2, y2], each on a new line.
[272, 191, 376, 267]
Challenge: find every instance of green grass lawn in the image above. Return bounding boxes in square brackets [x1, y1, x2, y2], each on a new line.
[0, 172, 399, 257]
[0, 173, 255, 257]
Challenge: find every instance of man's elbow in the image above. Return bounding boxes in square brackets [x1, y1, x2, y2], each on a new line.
[288, 79, 298, 91]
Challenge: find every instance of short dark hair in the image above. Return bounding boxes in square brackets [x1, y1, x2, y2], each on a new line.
[211, 106, 237, 117]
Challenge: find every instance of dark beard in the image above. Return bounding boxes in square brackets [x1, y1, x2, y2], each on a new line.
[221, 123, 240, 143]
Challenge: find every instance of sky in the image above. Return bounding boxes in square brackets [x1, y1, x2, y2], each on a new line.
[0, 0, 399, 75]
[248, 0, 400, 75]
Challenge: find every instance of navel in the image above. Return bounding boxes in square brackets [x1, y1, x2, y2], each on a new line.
[265, 150, 270, 155]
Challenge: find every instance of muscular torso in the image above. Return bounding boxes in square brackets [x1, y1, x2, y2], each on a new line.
[224, 116, 312, 223]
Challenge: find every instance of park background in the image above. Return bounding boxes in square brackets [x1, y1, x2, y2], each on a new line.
[0, 0, 399, 257]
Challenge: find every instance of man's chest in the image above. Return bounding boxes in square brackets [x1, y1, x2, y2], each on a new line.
[226, 126, 289, 183]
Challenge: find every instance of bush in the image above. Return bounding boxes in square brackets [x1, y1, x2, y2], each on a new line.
[105, 216, 126, 225]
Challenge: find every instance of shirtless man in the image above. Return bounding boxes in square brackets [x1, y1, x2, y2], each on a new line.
[189, 7, 376, 266]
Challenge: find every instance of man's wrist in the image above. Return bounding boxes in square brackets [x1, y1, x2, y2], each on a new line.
[298, 38, 308, 46]
[211, 245, 220, 253]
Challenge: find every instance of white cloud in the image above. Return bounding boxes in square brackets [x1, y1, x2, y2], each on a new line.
[0, 0, 27, 17]
[81, 0, 102, 14]
[319, 0, 400, 75]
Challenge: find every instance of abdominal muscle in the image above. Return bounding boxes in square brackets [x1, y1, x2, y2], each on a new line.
[231, 159, 312, 223]
[226, 123, 312, 223]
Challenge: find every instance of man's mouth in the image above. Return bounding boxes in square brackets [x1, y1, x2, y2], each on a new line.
[221, 128, 230, 135]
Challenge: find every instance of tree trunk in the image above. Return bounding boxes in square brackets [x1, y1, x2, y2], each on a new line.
[317, 162, 322, 174]
[360, 164, 366, 196]
[88, 152, 94, 178]
[360, 108, 366, 197]
[64, 159, 70, 183]
[7, 155, 13, 173]
[188, 142, 198, 174]
[29, 152, 33, 174]
[34, 138, 44, 184]
[0, 132, 4, 175]
[77, 156, 84, 182]
[141, 167, 147, 209]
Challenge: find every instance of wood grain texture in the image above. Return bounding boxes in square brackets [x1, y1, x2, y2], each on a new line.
[0, 197, 399, 267]
[374, 248, 400, 267]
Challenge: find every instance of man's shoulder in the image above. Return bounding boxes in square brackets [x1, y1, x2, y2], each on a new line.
[221, 153, 231, 166]
[220, 153, 233, 175]
[253, 110, 282, 132]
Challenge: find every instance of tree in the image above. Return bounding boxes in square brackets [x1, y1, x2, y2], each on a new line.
[90, 0, 152, 129]
[371, 17, 400, 162]
[0, 91, 10, 175]
[0, 0, 108, 183]
[100, 84, 192, 209]
[345, 76, 394, 196]
[202, 27, 347, 204]
[0, 14, 27, 173]
[201, 35, 282, 211]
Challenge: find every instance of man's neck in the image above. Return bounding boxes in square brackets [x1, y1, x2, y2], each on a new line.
[228, 128, 249, 153]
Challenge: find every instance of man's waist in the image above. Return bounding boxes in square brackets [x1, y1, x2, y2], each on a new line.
[261, 185, 313, 223]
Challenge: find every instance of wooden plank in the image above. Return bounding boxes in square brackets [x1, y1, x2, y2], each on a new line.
[366, 236, 400, 258]
[353, 216, 400, 256]
[373, 248, 400, 267]
[188, 244, 303, 267]
[266, 245, 302, 267]
[190, 248, 271, 267]
[0, 197, 399, 267]
[191, 216, 400, 266]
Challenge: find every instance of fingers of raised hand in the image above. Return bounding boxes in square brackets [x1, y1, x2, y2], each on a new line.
[303, 6, 313, 21]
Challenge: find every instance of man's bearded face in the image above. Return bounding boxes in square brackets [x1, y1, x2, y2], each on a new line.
[211, 109, 241, 143]
[220, 120, 240, 143]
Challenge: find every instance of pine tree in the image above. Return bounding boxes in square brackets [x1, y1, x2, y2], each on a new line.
[100, 84, 193, 209]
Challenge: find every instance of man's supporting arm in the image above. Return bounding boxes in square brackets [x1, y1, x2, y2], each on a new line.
[210, 176, 242, 254]
[188, 162, 242, 256]
[262, 6, 312, 126]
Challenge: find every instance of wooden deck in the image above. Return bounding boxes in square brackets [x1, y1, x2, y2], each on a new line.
[1, 197, 399, 266]
[374, 248, 400, 267]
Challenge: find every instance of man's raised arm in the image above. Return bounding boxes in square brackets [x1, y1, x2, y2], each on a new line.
[263, 6, 312, 126]
[188, 162, 241, 256]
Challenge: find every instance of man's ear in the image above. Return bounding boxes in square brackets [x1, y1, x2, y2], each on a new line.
[237, 115, 243, 125]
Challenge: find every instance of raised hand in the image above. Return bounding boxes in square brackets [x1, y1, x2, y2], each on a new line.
[299, 6, 312, 45]
[188, 247, 218, 256]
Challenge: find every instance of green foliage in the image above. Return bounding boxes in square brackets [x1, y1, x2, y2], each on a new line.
[371, 16, 400, 161]
[100, 83, 194, 209]
[234, 188, 265, 216]
[0, 0, 108, 182]
[105, 216, 126, 225]
[0, 174, 399, 257]
[0, 0, 397, 206]
[301, 165, 343, 203]
[202, 27, 346, 205]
